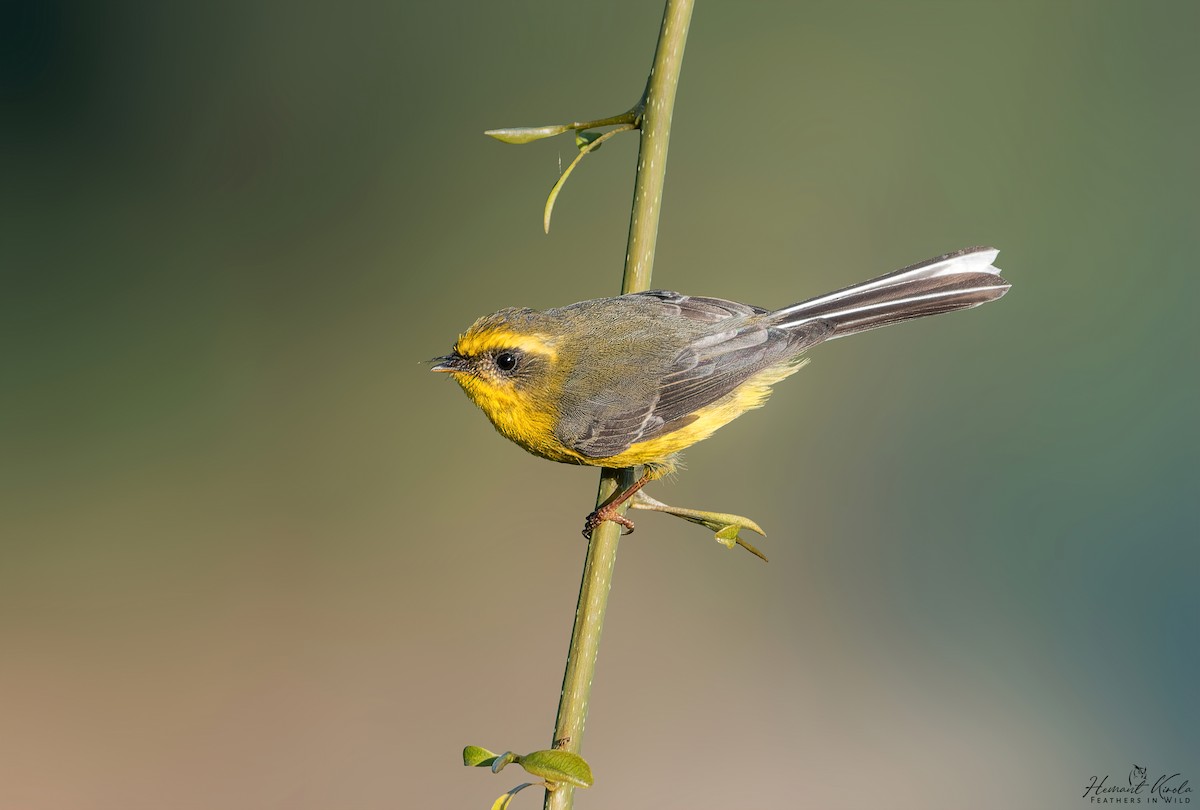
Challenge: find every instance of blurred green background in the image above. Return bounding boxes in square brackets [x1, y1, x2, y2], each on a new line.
[2, 1, 1197, 808]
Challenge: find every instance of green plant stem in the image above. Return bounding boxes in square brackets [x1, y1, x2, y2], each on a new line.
[567, 109, 642, 132]
[621, 0, 693, 294]
[544, 3, 694, 809]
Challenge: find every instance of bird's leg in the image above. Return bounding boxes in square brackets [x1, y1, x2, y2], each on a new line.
[582, 470, 654, 539]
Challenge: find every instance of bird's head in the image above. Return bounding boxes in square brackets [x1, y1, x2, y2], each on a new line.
[430, 308, 562, 426]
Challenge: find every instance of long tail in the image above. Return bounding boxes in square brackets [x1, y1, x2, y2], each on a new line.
[771, 247, 1010, 339]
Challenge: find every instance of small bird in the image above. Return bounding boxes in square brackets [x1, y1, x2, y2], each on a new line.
[432, 247, 1009, 538]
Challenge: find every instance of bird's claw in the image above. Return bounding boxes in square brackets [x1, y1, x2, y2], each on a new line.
[582, 508, 636, 539]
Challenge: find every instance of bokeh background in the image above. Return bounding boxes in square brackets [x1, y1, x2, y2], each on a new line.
[2, 1, 1197, 808]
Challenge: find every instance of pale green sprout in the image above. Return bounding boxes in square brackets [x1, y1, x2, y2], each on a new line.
[465, 745, 595, 809]
[485, 103, 645, 233]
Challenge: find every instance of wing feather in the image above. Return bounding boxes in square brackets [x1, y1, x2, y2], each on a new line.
[562, 293, 831, 459]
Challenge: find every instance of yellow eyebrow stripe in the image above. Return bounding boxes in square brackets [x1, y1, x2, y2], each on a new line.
[455, 327, 558, 361]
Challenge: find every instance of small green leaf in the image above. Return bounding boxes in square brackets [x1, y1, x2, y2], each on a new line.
[629, 491, 768, 561]
[575, 131, 602, 150]
[734, 534, 768, 562]
[490, 751, 518, 774]
[516, 749, 594, 788]
[543, 151, 585, 233]
[714, 524, 768, 562]
[490, 783, 535, 810]
[485, 125, 571, 144]
[464, 745, 499, 767]
[714, 524, 740, 548]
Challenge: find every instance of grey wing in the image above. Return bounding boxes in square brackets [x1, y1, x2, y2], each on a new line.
[560, 292, 833, 459]
[634, 290, 769, 321]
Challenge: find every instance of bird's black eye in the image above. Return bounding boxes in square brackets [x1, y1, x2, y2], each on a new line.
[494, 351, 519, 373]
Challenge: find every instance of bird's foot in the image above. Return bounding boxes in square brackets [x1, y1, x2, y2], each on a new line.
[582, 505, 636, 539]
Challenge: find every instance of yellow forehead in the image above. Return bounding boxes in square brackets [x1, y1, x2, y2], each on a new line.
[454, 323, 558, 361]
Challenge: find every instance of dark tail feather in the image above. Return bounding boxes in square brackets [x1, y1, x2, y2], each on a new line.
[770, 247, 1010, 340]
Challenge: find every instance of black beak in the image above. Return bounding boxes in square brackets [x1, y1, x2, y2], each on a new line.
[429, 353, 467, 373]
